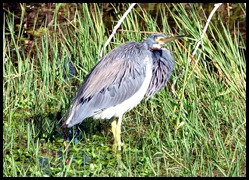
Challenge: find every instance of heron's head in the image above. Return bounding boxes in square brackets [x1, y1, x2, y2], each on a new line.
[144, 33, 184, 50]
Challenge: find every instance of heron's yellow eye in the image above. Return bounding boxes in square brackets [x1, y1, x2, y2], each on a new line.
[155, 36, 166, 45]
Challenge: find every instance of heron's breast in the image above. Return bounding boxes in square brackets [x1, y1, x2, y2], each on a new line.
[93, 56, 153, 119]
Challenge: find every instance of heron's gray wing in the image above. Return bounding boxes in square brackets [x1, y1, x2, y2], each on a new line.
[66, 42, 151, 127]
[146, 48, 174, 98]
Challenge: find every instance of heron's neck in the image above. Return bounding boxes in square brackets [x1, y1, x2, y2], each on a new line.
[141, 41, 153, 51]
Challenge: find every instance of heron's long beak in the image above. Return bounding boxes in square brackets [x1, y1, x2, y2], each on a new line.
[153, 35, 185, 50]
[162, 35, 185, 44]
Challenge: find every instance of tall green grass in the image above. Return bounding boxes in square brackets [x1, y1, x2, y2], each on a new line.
[3, 3, 246, 177]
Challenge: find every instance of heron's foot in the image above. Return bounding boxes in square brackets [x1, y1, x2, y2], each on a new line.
[112, 140, 124, 151]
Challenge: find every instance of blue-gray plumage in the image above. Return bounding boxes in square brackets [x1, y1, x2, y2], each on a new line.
[146, 48, 174, 98]
[66, 42, 151, 127]
[65, 34, 184, 150]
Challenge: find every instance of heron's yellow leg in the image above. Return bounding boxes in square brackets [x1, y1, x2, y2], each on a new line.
[111, 120, 117, 141]
[116, 116, 123, 151]
[111, 116, 123, 151]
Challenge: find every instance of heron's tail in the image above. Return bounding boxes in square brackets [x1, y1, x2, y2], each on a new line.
[65, 102, 97, 128]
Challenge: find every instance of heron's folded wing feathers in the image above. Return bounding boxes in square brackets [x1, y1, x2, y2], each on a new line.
[78, 58, 146, 107]
[66, 42, 149, 126]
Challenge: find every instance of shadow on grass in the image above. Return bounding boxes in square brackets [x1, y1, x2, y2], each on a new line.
[30, 109, 113, 144]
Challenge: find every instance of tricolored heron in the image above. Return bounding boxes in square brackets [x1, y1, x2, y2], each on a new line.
[65, 34, 184, 150]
